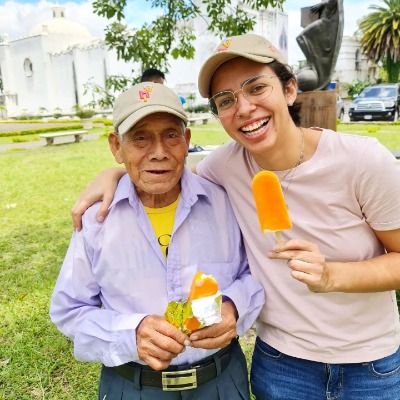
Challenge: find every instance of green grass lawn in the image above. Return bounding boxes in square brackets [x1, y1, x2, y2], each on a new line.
[338, 122, 400, 150]
[0, 122, 399, 399]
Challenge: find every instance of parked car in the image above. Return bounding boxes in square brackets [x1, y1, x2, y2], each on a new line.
[336, 95, 345, 121]
[348, 83, 400, 122]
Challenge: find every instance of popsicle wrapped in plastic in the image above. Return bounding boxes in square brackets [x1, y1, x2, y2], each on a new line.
[252, 171, 292, 241]
[165, 272, 222, 334]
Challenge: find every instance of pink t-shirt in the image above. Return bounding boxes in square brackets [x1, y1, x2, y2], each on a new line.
[197, 128, 400, 363]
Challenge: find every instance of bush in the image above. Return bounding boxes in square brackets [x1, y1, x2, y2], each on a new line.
[0, 124, 83, 137]
[186, 104, 210, 113]
[75, 106, 96, 119]
[12, 136, 39, 143]
[92, 118, 113, 126]
[0, 119, 80, 124]
[348, 80, 371, 99]
[13, 114, 40, 120]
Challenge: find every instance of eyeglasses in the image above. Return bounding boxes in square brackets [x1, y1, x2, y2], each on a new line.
[208, 74, 277, 117]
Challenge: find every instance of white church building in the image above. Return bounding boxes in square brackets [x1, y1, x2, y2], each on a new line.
[0, 6, 135, 118]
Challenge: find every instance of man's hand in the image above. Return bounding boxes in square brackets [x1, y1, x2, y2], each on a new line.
[136, 315, 189, 371]
[71, 167, 125, 231]
[188, 301, 237, 349]
[268, 239, 333, 293]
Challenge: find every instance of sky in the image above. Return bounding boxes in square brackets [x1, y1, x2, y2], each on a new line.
[0, 0, 377, 65]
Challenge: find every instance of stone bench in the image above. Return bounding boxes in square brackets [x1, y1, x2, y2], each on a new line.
[188, 115, 213, 126]
[39, 130, 88, 145]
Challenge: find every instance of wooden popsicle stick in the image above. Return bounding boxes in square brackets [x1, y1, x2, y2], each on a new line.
[263, 230, 283, 243]
[274, 231, 283, 242]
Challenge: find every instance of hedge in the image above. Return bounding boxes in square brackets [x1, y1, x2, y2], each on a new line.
[0, 124, 84, 137]
[0, 119, 82, 124]
[92, 118, 113, 126]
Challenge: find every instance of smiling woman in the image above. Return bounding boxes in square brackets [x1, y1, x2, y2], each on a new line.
[74, 33, 400, 400]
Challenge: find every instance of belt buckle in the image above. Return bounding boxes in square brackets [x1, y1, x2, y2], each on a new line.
[161, 368, 197, 391]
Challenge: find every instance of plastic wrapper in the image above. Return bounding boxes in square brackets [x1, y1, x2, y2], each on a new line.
[164, 272, 222, 334]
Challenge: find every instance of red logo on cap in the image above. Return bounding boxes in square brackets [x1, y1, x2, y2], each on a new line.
[218, 39, 231, 52]
[139, 86, 153, 102]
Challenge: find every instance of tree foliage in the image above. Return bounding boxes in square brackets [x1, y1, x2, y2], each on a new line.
[347, 79, 372, 99]
[89, 0, 285, 108]
[358, 0, 400, 82]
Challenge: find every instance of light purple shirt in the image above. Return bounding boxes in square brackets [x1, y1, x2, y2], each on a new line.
[50, 168, 264, 367]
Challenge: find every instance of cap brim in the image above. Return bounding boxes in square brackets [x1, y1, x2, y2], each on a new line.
[198, 51, 275, 98]
[118, 105, 188, 135]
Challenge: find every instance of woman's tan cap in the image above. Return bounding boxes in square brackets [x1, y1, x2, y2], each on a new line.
[198, 33, 286, 98]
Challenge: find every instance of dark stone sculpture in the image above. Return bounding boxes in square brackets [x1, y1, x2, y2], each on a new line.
[296, 0, 344, 91]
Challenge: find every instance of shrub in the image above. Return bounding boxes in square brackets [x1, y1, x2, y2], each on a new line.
[12, 136, 39, 143]
[92, 118, 113, 126]
[0, 119, 79, 124]
[75, 106, 96, 119]
[348, 80, 371, 99]
[13, 114, 39, 120]
[0, 124, 83, 138]
[186, 104, 210, 113]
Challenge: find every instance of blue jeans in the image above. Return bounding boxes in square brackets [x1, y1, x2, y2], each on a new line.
[250, 337, 400, 400]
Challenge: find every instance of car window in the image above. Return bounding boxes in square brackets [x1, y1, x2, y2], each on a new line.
[359, 87, 396, 98]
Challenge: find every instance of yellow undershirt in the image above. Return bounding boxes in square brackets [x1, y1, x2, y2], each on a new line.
[143, 196, 180, 258]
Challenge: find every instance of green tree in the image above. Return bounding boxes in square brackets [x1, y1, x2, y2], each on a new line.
[358, 0, 400, 83]
[89, 0, 285, 108]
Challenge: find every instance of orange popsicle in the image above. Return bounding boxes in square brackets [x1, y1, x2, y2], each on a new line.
[252, 171, 292, 239]
[188, 272, 219, 300]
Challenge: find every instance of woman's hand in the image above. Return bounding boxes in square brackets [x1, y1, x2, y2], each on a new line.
[71, 167, 126, 231]
[268, 239, 334, 293]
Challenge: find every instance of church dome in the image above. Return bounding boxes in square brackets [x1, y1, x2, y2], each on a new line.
[30, 6, 92, 39]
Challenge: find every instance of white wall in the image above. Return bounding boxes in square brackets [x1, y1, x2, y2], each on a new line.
[333, 36, 371, 84]
[48, 51, 76, 114]
[7, 36, 51, 115]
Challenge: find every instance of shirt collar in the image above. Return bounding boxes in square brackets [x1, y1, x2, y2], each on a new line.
[108, 167, 210, 211]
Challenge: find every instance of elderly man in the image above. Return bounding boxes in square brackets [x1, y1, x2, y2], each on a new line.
[50, 83, 264, 400]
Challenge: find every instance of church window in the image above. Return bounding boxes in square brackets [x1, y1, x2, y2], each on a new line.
[355, 49, 361, 72]
[0, 66, 3, 93]
[24, 58, 33, 77]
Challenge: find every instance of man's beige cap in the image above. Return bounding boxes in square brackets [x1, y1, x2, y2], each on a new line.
[198, 33, 287, 98]
[113, 83, 188, 135]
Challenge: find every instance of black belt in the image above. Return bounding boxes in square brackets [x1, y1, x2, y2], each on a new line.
[113, 339, 236, 391]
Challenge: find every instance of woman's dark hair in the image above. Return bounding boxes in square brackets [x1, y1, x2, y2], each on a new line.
[267, 61, 301, 126]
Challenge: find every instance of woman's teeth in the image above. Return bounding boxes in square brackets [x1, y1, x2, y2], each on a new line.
[241, 119, 269, 135]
